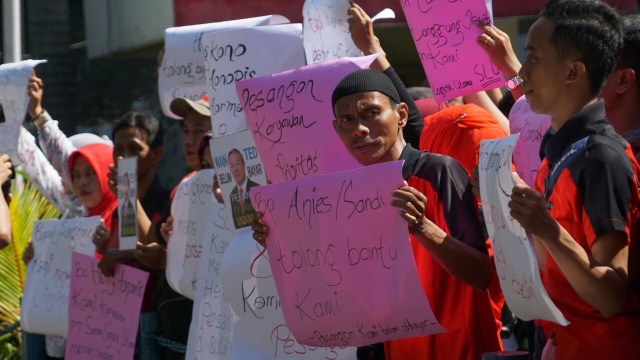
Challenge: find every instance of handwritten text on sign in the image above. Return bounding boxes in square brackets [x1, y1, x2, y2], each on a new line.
[0, 59, 46, 159]
[250, 161, 444, 347]
[302, 0, 362, 64]
[237, 55, 377, 184]
[184, 196, 234, 360]
[159, 15, 289, 119]
[478, 135, 569, 325]
[220, 229, 356, 359]
[202, 24, 305, 136]
[21, 217, 99, 337]
[167, 169, 231, 300]
[66, 252, 149, 360]
[400, 0, 503, 102]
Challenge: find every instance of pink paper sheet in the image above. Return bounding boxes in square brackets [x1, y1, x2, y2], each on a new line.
[249, 161, 445, 347]
[66, 252, 149, 360]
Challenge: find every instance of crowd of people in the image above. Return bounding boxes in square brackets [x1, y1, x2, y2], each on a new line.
[1, 0, 639, 359]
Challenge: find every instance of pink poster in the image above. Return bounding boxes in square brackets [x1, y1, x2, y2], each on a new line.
[400, 0, 504, 102]
[66, 252, 149, 360]
[236, 55, 377, 184]
[509, 96, 551, 187]
[249, 161, 445, 347]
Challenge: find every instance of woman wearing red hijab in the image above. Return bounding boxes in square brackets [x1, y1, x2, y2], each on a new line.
[68, 143, 118, 228]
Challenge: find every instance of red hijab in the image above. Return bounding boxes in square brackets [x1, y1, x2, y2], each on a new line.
[68, 143, 118, 228]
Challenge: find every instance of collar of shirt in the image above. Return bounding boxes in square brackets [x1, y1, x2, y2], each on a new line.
[399, 144, 421, 181]
[543, 99, 610, 167]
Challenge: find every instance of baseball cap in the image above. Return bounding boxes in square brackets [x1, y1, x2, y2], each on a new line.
[170, 95, 211, 119]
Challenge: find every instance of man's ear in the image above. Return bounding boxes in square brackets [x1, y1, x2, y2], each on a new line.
[397, 102, 408, 128]
[617, 68, 637, 94]
[566, 61, 586, 83]
[332, 119, 338, 132]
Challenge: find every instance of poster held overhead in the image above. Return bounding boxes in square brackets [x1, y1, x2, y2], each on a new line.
[0, 59, 47, 160]
[159, 15, 290, 119]
[202, 24, 306, 136]
[399, 0, 503, 102]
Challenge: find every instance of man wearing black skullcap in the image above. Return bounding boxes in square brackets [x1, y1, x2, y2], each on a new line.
[331, 69, 501, 359]
[254, 69, 502, 359]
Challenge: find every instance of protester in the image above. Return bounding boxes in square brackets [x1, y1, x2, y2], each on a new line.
[253, 69, 501, 359]
[129, 95, 212, 360]
[504, 1, 640, 358]
[86, 111, 170, 359]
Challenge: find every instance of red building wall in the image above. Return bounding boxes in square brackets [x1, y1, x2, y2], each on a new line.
[174, 0, 638, 26]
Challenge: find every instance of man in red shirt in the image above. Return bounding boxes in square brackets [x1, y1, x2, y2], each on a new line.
[254, 69, 502, 359]
[508, 0, 640, 358]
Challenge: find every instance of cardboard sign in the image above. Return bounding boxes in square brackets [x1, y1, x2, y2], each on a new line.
[202, 24, 306, 136]
[237, 55, 378, 184]
[249, 161, 445, 346]
[21, 217, 100, 336]
[166, 169, 231, 300]
[0, 59, 46, 160]
[479, 134, 569, 325]
[118, 157, 138, 250]
[400, 0, 503, 102]
[66, 252, 149, 359]
[159, 15, 290, 119]
[221, 228, 357, 359]
[184, 197, 234, 359]
[302, 0, 362, 64]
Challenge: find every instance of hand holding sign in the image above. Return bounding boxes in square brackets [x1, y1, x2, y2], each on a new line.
[478, 134, 569, 325]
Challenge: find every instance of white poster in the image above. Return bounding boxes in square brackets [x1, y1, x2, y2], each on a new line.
[479, 134, 569, 325]
[185, 198, 234, 359]
[302, 0, 362, 64]
[0, 59, 47, 160]
[159, 15, 290, 119]
[210, 130, 267, 232]
[202, 24, 306, 136]
[21, 216, 100, 336]
[221, 228, 357, 359]
[118, 156, 138, 250]
[166, 169, 229, 299]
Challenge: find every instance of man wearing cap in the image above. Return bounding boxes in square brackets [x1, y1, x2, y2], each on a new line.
[253, 69, 501, 359]
[169, 95, 212, 170]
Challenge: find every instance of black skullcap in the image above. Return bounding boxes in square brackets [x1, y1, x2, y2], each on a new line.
[331, 69, 401, 109]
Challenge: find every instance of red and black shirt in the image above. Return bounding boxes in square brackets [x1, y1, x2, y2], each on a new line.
[536, 99, 640, 358]
[385, 144, 501, 360]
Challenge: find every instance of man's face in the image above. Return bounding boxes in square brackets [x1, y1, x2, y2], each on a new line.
[519, 17, 567, 116]
[229, 152, 246, 185]
[332, 91, 406, 166]
[113, 126, 156, 180]
[182, 112, 211, 170]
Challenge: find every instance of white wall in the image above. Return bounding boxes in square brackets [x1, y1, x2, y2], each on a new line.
[83, 0, 174, 58]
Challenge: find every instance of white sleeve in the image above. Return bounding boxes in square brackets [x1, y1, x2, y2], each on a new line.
[17, 127, 68, 214]
[35, 111, 77, 187]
